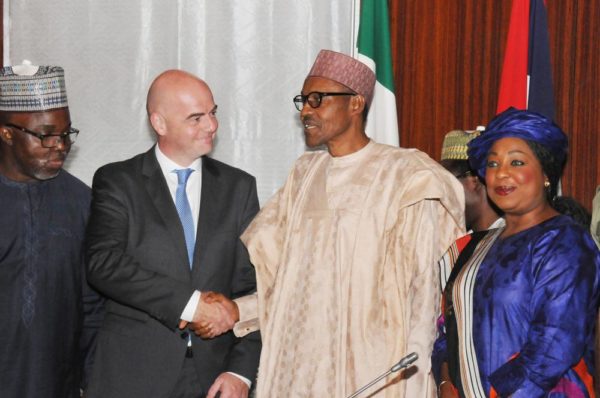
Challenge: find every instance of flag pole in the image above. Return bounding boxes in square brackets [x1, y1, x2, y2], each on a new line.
[351, 0, 361, 57]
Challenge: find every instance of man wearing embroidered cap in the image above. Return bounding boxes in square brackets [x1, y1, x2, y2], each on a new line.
[240, 50, 465, 397]
[0, 62, 104, 397]
[440, 129, 503, 233]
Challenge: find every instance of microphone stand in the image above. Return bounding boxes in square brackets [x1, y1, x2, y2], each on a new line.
[346, 352, 419, 398]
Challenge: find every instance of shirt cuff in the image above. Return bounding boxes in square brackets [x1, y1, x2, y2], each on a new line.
[180, 290, 201, 322]
[227, 372, 252, 388]
[232, 293, 259, 337]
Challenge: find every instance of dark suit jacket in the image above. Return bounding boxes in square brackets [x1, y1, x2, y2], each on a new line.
[85, 147, 261, 397]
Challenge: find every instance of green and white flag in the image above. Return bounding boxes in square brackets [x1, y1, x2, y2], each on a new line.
[353, 0, 399, 146]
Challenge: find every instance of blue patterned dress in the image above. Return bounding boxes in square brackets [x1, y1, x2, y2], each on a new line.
[437, 215, 600, 397]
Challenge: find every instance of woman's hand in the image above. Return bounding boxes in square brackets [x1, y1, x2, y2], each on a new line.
[438, 380, 459, 398]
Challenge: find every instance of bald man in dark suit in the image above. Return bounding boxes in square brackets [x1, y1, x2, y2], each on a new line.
[85, 70, 260, 398]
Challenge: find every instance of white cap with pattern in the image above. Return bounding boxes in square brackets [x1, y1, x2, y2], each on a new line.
[0, 60, 68, 112]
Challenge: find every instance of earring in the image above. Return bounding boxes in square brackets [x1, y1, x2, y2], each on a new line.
[544, 180, 550, 188]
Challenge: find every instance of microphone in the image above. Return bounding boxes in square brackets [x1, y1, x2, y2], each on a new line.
[390, 352, 418, 372]
[346, 352, 419, 398]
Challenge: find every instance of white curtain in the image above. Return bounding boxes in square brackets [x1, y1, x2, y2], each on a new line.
[6, 1, 353, 204]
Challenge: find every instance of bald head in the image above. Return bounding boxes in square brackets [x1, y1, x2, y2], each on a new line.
[146, 69, 218, 165]
[147, 69, 212, 116]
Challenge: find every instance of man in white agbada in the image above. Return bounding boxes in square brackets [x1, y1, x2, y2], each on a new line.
[240, 50, 465, 397]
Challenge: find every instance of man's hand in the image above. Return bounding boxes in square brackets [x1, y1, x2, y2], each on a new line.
[178, 292, 239, 339]
[196, 292, 239, 338]
[207, 372, 249, 398]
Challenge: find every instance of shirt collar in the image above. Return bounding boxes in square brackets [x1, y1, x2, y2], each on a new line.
[155, 144, 202, 174]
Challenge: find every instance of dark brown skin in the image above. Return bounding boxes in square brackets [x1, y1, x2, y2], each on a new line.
[300, 76, 369, 157]
[440, 159, 501, 232]
[485, 137, 558, 238]
[0, 108, 71, 182]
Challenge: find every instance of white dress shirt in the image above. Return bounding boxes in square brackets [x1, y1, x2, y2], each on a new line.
[154, 145, 251, 387]
[155, 145, 203, 322]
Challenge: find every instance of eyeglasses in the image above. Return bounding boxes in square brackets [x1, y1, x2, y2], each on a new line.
[454, 170, 475, 179]
[293, 91, 356, 111]
[6, 123, 79, 148]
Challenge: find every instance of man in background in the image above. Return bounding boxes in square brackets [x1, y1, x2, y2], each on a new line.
[241, 50, 465, 397]
[0, 62, 104, 397]
[436, 129, 504, 291]
[439, 129, 503, 233]
[85, 69, 260, 398]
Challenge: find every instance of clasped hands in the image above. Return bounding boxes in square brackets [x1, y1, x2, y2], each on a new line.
[178, 291, 239, 339]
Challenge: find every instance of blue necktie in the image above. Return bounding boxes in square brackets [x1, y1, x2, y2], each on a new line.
[174, 168, 195, 268]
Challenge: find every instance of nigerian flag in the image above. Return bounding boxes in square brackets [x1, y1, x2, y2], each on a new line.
[355, 0, 399, 146]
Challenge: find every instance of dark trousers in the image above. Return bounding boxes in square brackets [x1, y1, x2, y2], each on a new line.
[169, 356, 206, 398]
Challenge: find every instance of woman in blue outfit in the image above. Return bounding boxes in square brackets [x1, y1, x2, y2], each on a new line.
[434, 108, 600, 398]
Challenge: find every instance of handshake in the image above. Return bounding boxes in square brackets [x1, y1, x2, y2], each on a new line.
[178, 292, 239, 339]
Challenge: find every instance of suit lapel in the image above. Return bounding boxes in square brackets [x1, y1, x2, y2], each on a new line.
[193, 157, 220, 278]
[141, 148, 190, 275]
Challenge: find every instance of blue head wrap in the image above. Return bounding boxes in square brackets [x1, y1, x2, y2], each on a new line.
[467, 108, 568, 180]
